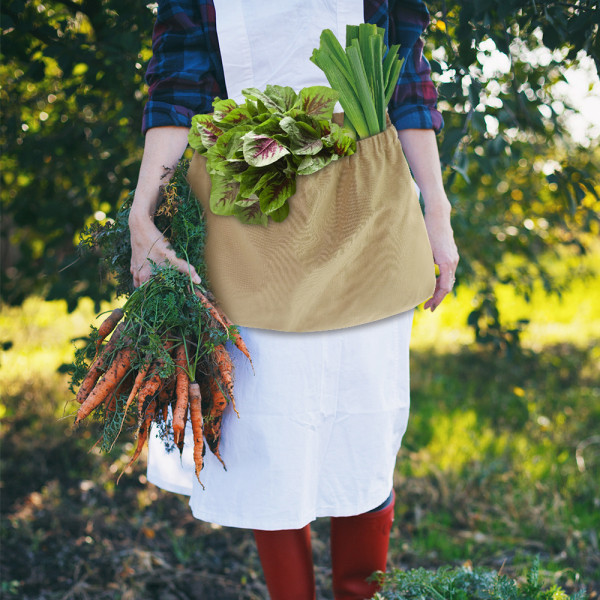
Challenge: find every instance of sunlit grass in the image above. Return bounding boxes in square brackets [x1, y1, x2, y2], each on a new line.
[412, 245, 600, 351]
[0, 297, 116, 398]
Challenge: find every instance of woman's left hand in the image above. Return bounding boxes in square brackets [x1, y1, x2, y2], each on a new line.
[423, 206, 459, 312]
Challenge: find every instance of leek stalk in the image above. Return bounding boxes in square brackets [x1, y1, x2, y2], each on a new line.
[311, 23, 405, 139]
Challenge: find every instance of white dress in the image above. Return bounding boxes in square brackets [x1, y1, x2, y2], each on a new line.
[147, 0, 416, 531]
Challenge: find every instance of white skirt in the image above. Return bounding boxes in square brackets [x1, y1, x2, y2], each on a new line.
[147, 308, 414, 530]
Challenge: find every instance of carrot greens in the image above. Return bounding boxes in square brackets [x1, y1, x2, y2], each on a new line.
[68, 160, 251, 483]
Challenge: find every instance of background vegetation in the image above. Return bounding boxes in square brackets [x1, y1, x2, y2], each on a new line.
[1, 261, 598, 598]
[1, 0, 599, 598]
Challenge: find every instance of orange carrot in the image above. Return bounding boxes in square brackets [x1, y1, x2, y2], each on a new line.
[76, 321, 126, 404]
[212, 344, 239, 417]
[189, 381, 205, 487]
[173, 343, 190, 446]
[122, 360, 152, 418]
[136, 362, 164, 423]
[157, 377, 175, 422]
[135, 338, 173, 422]
[76, 353, 105, 405]
[211, 303, 253, 368]
[95, 308, 125, 355]
[75, 347, 134, 424]
[194, 288, 229, 334]
[204, 377, 228, 469]
[117, 398, 156, 485]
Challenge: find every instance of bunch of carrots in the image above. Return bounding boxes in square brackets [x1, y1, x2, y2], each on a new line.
[69, 160, 251, 485]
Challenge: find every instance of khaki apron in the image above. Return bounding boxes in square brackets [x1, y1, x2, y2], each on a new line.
[187, 2, 436, 332]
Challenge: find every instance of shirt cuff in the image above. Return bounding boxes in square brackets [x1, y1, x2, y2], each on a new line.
[390, 104, 444, 134]
[142, 101, 196, 134]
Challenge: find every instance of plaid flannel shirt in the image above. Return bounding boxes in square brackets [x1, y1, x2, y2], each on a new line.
[142, 0, 443, 134]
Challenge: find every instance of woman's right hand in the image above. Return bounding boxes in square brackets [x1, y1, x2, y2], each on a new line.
[129, 210, 202, 288]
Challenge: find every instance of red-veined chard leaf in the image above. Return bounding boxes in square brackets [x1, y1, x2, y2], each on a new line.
[269, 201, 290, 222]
[279, 116, 323, 156]
[242, 132, 290, 167]
[209, 173, 240, 216]
[258, 173, 296, 214]
[296, 154, 335, 175]
[322, 123, 357, 156]
[215, 124, 252, 160]
[297, 86, 339, 120]
[189, 114, 223, 150]
[233, 200, 269, 226]
[212, 98, 238, 122]
[219, 106, 252, 127]
[264, 84, 298, 112]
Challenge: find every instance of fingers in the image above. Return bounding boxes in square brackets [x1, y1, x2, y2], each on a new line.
[130, 256, 202, 289]
[174, 257, 202, 286]
[424, 260, 458, 312]
[130, 261, 151, 289]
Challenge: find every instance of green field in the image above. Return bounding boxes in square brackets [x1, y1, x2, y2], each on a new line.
[1, 250, 599, 599]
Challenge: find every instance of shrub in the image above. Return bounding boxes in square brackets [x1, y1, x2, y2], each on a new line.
[373, 558, 588, 600]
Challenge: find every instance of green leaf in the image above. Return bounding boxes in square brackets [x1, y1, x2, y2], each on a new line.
[212, 98, 239, 122]
[209, 174, 240, 216]
[264, 84, 298, 112]
[346, 24, 360, 46]
[189, 114, 223, 151]
[296, 154, 335, 175]
[346, 39, 380, 136]
[297, 86, 339, 120]
[311, 46, 369, 138]
[214, 124, 251, 159]
[322, 123, 357, 156]
[218, 105, 252, 127]
[237, 168, 276, 200]
[269, 201, 290, 222]
[258, 173, 296, 214]
[242, 132, 290, 167]
[279, 116, 323, 156]
[370, 34, 386, 131]
[241, 87, 281, 112]
[385, 58, 404, 106]
[233, 200, 268, 226]
[316, 29, 356, 86]
[252, 116, 282, 136]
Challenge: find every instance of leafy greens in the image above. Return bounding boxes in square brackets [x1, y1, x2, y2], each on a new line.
[188, 85, 356, 226]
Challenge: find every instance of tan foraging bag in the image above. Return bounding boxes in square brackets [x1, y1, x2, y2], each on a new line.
[187, 119, 436, 332]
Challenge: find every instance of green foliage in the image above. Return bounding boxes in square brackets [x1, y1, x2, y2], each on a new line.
[425, 0, 599, 348]
[1, 0, 154, 310]
[375, 557, 588, 599]
[189, 85, 356, 224]
[1, 1, 599, 350]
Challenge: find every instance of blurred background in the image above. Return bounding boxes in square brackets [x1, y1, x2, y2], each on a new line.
[1, 1, 599, 598]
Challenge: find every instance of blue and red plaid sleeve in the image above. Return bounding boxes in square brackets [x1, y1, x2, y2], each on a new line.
[366, 0, 444, 132]
[143, 0, 442, 134]
[142, 0, 226, 133]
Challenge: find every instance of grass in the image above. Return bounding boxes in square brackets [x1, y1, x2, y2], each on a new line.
[1, 250, 599, 599]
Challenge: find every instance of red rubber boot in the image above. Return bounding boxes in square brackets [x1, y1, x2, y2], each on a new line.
[330, 491, 395, 600]
[253, 524, 316, 600]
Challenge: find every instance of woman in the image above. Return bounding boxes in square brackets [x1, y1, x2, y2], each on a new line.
[130, 1, 459, 598]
